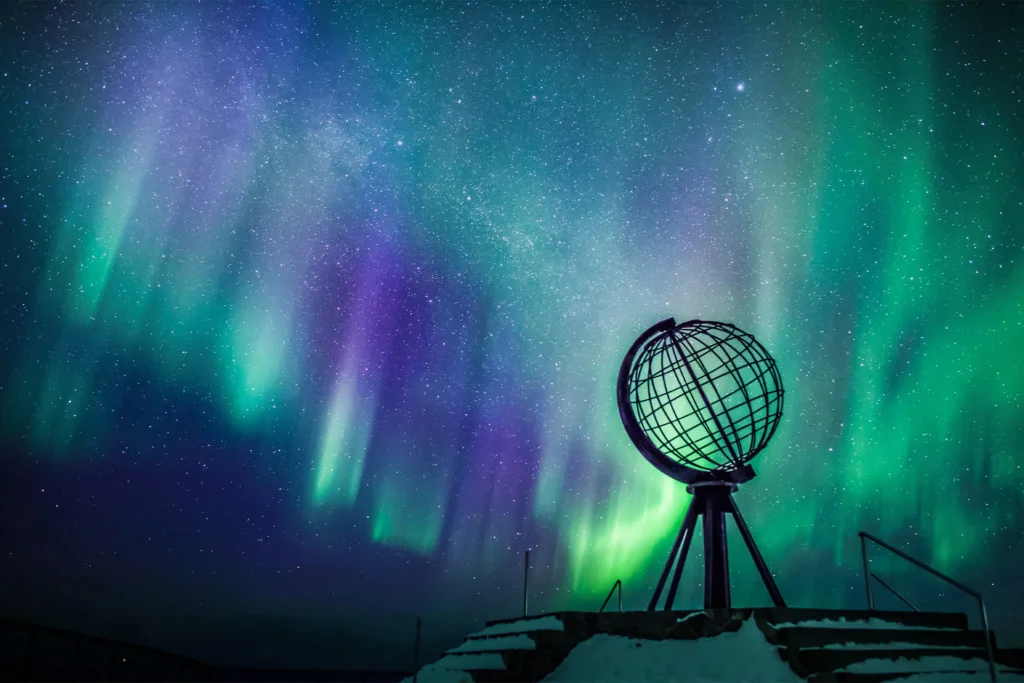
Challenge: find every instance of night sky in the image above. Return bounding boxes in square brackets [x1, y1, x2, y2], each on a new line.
[1, 0, 1022, 673]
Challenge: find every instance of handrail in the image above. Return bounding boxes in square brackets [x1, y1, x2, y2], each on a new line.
[523, 549, 531, 617]
[870, 572, 919, 612]
[413, 616, 421, 683]
[600, 579, 622, 613]
[859, 531, 996, 683]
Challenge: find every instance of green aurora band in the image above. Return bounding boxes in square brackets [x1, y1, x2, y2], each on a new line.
[0, 0, 1021, 646]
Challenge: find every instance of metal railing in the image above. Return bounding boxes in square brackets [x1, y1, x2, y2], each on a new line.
[599, 579, 622, 613]
[523, 549, 531, 617]
[870, 571, 919, 612]
[859, 531, 997, 683]
[412, 616, 421, 683]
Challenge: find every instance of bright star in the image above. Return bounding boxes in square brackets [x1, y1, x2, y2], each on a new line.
[736, 83, 745, 92]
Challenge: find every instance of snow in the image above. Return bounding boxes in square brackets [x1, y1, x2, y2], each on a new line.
[399, 667, 473, 683]
[815, 642, 977, 650]
[540, 617, 801, 683]
[448, 633, 536, 653]
[405, 613, 1023, 683]
[399, 619, 557, 683]
[900, 672, 1024, 682]
[840, 655, 1016, 674]
[772, 617, 960, 631]
[398, 652, 505, 683]
[429, 652, 506, 670]
[470, 615, 565, 637]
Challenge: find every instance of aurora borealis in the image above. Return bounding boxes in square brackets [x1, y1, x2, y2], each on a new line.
[1, 0, 1022, 671]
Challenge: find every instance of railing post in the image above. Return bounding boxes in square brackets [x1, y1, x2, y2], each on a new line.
[979, 597, 997, 683]
[859, 531, 998, 682]
[600, 580, 623, 613]
[523, 549, 530, 617]
[413, 616, 421, 683]
[860, 532, 874, 611]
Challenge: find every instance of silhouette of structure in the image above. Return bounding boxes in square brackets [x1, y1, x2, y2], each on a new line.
[617, 318, 786, 610]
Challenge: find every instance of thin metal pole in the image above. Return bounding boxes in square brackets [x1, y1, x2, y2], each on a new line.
[860, 531, 978, 597]
[649, 502, 694, 610]
[665, 502, 700, 610]
[413, 616, 421, 683]
[729, 493, 786, 607]
[859, 532, 997, 682]
[600, 580, 622, 613]
[860, 533, 874, 610]
[979, 598, 998, 683]
[870, 572, 919, 611]
[523, 549, 530, 617]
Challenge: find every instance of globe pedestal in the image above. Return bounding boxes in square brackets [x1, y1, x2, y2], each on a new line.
[649, 477, 786, 611]
[618, 317, 788, 612]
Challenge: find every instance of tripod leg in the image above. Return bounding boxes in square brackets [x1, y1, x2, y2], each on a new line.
[729, 493, 786, 608]
[648, 495, 698, 610]
[703, 487, 731, 609]
[664, 499, 700, 610]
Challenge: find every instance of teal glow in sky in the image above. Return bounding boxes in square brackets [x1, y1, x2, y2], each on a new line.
[0, 0, 1022, 670]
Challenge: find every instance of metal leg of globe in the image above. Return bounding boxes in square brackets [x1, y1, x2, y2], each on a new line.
[649, 483, 784, 611]
[648, 497, 700, 610]
[664, 500, 700, 610]
[703, 485, 732, 609]
[729, 493, 786, 608]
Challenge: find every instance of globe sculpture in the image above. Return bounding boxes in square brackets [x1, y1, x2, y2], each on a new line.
[618, 318, 787, 611]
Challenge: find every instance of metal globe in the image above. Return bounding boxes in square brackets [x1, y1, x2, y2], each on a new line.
[619, 319, 783, 477]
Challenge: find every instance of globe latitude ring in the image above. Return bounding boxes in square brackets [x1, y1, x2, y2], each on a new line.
[617, 318, 784, 486]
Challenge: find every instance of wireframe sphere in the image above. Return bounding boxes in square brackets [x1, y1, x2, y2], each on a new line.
[619, 319, 783, 475]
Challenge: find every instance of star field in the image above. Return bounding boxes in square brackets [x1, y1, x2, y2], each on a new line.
[0, 0, 1022, 671]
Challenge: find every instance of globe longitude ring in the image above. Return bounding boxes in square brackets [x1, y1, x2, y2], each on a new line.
[617, 318, 784, 486]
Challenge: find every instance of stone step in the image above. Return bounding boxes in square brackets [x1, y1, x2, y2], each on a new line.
[483, 613, 571, 629]
[772, 626, 997, 650]
[998, 648, 1024, 669]
[441, 623, 580, 683]
[423, 609, 990, 683]
[760, 607, 970, 631]
[443, 632, 574, 663]
[789, 647, 992, 675]
[498, 647, 576, 681]
[483, 608, 971, 636]
[461, 668, 527, 683]
[456, 630, 572, 652]
[794, 644, 1024, 680]
[810, 667, 1024, 683]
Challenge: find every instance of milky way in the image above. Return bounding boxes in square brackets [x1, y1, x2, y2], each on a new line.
[1, 1, 1022, 670]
